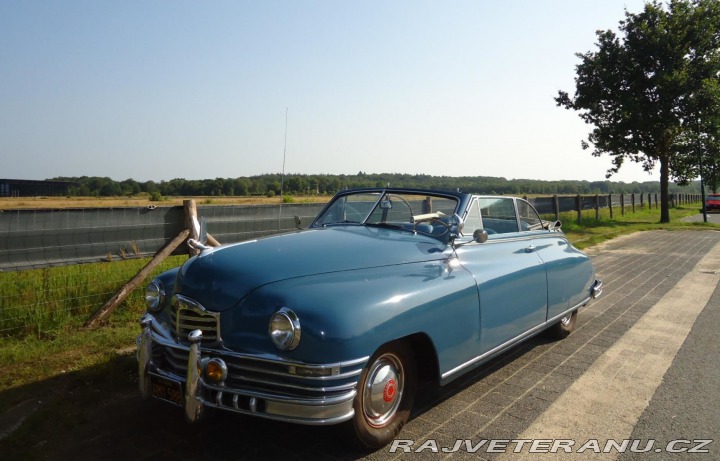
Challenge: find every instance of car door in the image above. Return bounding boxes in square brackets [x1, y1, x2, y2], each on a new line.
[515, 199, 596, 320]
[456, 197, 548, 353]
[516, 199, 572, 320]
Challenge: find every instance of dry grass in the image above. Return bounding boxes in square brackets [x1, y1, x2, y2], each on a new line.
[0, 195, 327, 210]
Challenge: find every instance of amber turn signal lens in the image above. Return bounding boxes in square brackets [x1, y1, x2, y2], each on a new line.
[205, 358, 227, 383]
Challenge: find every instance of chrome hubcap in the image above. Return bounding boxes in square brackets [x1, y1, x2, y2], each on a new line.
[362, 353, 403, 428]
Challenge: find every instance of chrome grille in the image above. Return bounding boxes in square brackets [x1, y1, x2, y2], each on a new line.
[170, 294, 220, 343]
[151, 341, 363, 398]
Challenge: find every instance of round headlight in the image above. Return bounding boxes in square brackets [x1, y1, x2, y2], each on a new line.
[145, 280, 165, 312]
[268, 308, 301, 351]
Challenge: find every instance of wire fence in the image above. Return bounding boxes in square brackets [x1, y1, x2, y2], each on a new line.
[0, 193, 700, 337]
[0, 256, 185, 337]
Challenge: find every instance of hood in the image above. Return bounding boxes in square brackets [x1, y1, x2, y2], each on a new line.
[175, 225, 454, 312]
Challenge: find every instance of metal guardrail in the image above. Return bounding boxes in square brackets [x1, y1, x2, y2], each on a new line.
[0, 194, 700, 271]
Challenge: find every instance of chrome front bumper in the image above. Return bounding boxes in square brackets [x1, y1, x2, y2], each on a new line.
[591, 279, 603, 299]
[137, 314, 368, 426]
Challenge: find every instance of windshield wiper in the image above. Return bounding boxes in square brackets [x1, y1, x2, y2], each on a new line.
[322, 220, 361, 227]
[365, 222, 408, 231]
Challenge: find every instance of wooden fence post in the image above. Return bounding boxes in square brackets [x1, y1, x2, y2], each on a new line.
[553, 195, 560, 221]
[576, 194, 582, 223]
[595, 194, 600, 221]
[85, 198, 224, 328]
[608, 194, 613, 219]
[632, 193, 636, 213]
[84, 229, 190, 328]
[184, 199, 222, 249]
[620, 194, 625, 216]
[185, 199, 200, 257]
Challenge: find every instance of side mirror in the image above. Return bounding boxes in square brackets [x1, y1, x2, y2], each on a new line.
[473, 229, 489, 244]
[552, 220, 562, 230]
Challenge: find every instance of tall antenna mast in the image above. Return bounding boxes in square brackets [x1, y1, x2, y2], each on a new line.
[278, 108, 288, 229]
[280, 107, 288, 197]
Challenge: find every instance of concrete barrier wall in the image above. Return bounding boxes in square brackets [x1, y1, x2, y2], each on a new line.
[0, 194, 699, 271]
[0, 203, 325, 271]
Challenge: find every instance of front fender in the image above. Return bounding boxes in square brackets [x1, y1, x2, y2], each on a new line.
[147, 266, 180, 323]
[221, 259, 481, 372]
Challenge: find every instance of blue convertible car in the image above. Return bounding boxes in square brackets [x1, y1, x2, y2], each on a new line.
[138, 188, 602, 448]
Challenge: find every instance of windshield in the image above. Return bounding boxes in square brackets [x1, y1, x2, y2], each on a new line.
[312, 190, 461, 237]
[314, 192, 383, 225]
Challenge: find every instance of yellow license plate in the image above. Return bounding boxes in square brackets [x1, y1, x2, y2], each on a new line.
[151, 375, 184, 406]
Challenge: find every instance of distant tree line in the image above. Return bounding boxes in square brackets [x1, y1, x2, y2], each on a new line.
[50, 173, 701, 199]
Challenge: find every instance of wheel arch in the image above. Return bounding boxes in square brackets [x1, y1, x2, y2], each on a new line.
[392, 332, 441, 386]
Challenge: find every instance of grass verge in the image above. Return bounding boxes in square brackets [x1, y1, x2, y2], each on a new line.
[558, 203, 716, 249]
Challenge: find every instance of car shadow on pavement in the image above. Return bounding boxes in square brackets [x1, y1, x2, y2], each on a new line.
[0, 331, 565, 461]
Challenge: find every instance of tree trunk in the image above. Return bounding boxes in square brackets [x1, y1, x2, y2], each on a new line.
[660, 156, 670, 223]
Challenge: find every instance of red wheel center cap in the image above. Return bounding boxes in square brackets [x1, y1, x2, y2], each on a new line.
[383, 378, 397, 403]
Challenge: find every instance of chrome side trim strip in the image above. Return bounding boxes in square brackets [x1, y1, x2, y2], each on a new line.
[546, 297, 591, 325]
[441, 297, 591, 382]
[441, 323, 547, 381]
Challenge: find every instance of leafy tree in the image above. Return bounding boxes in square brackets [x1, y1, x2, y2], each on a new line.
[119, 178, 141, 195]
[285, 176, 306, 194]
[556, 0, 720, 222]
[142, 180, 159, 194]
[233, 178, 250, 196]
[671, 78, 720, 192]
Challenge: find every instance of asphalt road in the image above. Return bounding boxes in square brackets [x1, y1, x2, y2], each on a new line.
[681, 210, 720, 223]
[8, 229, 720, 460]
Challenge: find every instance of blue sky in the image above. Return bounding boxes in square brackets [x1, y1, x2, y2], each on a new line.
[0, 0, 657, 183]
